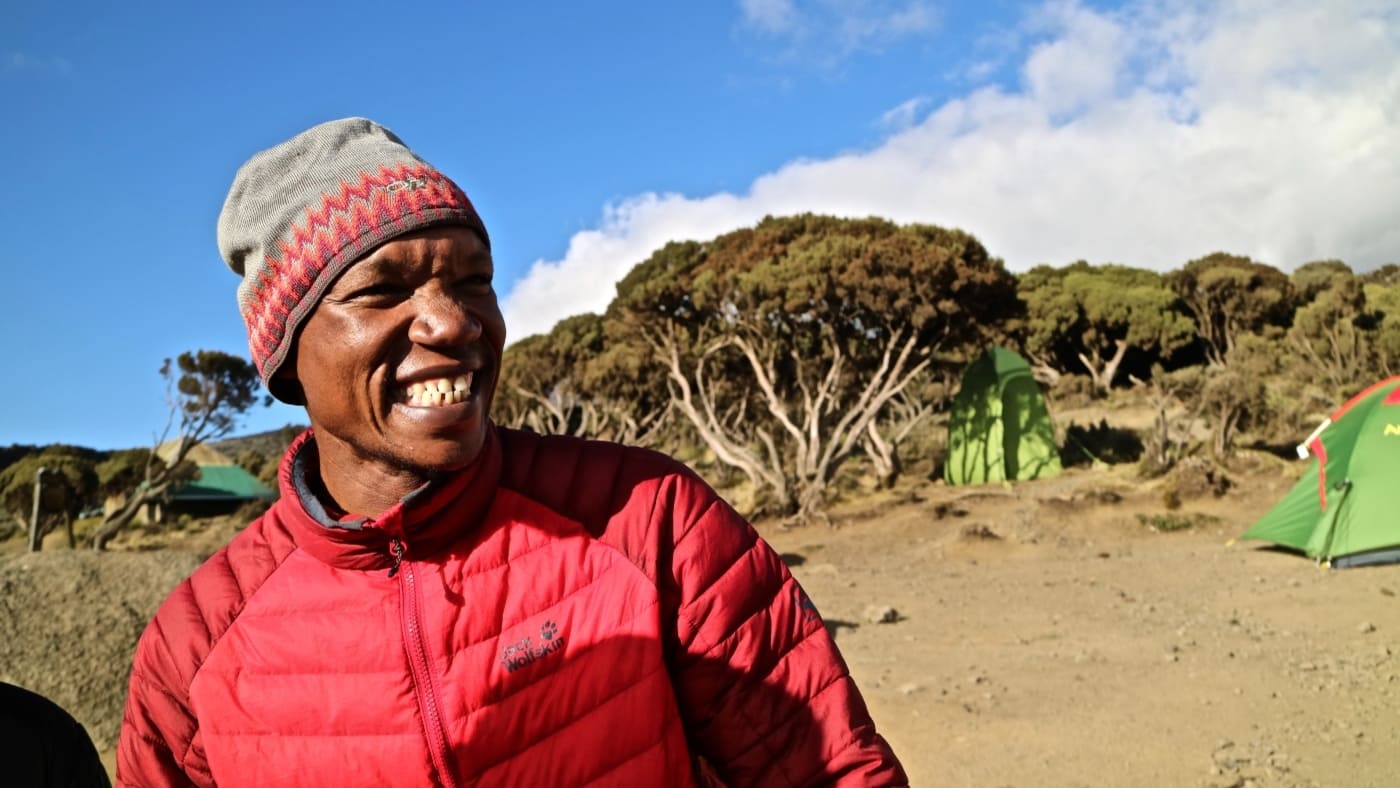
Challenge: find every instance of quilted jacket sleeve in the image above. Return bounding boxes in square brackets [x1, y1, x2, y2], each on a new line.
[661, 473, 908, 787]
[116, 582, 210, 787]
[116, 515, 293, 787]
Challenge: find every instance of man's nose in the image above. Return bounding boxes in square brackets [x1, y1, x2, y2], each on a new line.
[409, 288, 482, 346]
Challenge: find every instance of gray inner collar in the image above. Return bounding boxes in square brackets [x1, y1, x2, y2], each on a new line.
[289, 437, 442, 530]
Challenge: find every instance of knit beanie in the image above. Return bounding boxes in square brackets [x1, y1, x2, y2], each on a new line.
[217, 117, 489, 404]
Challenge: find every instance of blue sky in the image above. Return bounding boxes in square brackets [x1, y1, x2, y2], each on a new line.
[3, 0, 1397, 450]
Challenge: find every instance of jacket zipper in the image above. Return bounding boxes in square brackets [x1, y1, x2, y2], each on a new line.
[396, 540, 457, 788]
[388, 538, 406, 577]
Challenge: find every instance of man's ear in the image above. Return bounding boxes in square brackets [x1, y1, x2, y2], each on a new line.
[269, 354, 307, 406]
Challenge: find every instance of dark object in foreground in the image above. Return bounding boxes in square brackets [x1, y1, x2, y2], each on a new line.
[0, 682, 111, 788]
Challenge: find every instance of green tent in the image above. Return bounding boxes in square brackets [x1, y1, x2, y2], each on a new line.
[944, 347, 1061, 485]
[1241, 376, 1400, 568]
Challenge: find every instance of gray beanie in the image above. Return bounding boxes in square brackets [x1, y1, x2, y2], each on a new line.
[217, 117, 489, 404]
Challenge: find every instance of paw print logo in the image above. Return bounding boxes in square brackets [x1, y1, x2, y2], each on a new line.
[792, 588, 821, 622]
[540, 621, 558, 641]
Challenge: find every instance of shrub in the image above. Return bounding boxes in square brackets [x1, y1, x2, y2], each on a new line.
[1136, 511, 1220, 532]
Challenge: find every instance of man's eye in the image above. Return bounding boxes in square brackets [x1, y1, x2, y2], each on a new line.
[346, 284, 407, 301]
[456, 275, 494, 291]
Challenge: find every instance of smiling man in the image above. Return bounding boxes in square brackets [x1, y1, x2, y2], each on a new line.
[116, 118, 906, 787]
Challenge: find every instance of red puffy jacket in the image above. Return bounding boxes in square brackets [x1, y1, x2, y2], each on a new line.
[118, 426, 906, 786]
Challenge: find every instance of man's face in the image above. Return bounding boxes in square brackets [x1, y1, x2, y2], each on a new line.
[292, 225, 505, 475]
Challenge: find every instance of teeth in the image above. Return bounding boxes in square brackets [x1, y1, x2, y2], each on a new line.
[401, 375, 475, 407]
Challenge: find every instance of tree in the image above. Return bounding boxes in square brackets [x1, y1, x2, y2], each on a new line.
[94, 446, 198, 523]
[1020, 262, 1194, 393]
[0, 444, 42, 475]
[1366, 279, 1400, 376]
[1167, 253, 1294, 366]
[233, 449, 269, 482]
[609, 214, 1019, 520]
[582, 317, 678, 449]
[1134, 364, 1201, 473]
[857, 364, 956, 488]
[498, 313, 672, 446]
[219, 423, 304, 490]
[0, 449, 98, 548]
[1136, 333, 1278, 471]
[1286, 268, 1377, 401]
[1359, 263, 1400, 287]
[1198, 337, 1274, 459]
[97, 448, 171, 497]
[1291, 259, 1353, 302]
[497, 333, 570, 433]
[91, 350, 267, 550]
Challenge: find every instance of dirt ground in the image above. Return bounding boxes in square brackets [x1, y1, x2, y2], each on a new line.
[2, 455, 1397, 786]
[762, 462, 1400, 787]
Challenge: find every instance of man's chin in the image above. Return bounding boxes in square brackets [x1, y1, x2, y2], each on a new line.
[394, 434, 485, 475]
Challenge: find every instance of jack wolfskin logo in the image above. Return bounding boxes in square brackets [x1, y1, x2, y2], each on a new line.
[500, 620, 567, 673]
[792, 588, 821, 623]
[1385, 424, 1400, 436]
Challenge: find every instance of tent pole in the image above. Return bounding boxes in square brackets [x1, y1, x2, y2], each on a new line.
[1318, 479, 1353, 565]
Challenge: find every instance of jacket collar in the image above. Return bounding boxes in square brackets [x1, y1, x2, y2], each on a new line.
[271, 425, 503, 571]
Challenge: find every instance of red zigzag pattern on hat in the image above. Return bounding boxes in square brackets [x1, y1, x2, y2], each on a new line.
[245, 163, 472, 364]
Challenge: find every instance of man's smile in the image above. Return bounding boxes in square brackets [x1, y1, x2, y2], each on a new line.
[397, 373, 475, 407]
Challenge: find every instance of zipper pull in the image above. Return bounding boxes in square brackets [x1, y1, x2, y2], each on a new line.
[388, 537, 406, 578]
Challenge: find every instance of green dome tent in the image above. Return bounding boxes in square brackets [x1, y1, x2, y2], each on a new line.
[1241, 376, 1400, 568]
[944, 347, 1061, 485]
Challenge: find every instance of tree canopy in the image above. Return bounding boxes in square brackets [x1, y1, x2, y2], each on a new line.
[608, 214, 1018, 518]
[1020, 261, 1194, 392]
[1168, 253, 1294, 366]
[0, 448, 99, 537]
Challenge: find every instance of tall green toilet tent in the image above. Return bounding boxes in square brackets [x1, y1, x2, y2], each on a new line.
[944, 347, 1062, 485]
[1241, 376, 1400, 568]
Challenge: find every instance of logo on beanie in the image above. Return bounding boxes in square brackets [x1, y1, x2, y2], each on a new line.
[384, 176, 431, 193]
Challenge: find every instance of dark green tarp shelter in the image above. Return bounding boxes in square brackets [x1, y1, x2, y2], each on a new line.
[174, 465, 275, 502]
[1241, 376, 1400, 568]
[944, 347, 1061, 485]
[164, 465, 275, 520]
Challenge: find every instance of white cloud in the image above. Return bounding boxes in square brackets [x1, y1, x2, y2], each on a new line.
[503, 0, 1400, 340]
[739, 0, 799, 33]
[737, 0, 939, 61]
[502, 192, 769, 341]
[877, 95, 930, 130]
[1022, 1, 1128, 116]
[834, 1, 939, 51]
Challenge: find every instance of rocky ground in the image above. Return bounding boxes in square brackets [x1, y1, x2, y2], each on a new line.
[2, 454, 1397, 786]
